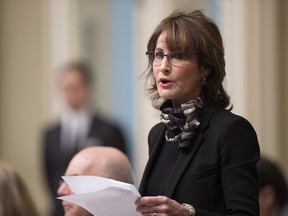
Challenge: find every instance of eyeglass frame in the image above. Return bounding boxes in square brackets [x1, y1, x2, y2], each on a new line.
[146, 51, 195, 66]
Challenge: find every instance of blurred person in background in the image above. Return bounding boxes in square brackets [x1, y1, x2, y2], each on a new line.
[136, 10, 260, 216]
[0, 160, 39, 216]
[258, 156, 288, 216]
[57, 146, 134, 216]
[43, 61, 127, 216]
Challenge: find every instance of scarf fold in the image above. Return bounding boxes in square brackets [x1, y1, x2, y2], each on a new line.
[160, 98, 203, 149]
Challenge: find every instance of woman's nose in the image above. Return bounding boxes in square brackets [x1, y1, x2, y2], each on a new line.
[159, 57, 171, 73]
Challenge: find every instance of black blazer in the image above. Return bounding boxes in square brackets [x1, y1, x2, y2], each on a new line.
[139, 105, 260, 216]
[43, 115, 126, 216]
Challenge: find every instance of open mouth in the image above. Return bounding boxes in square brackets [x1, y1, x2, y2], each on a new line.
[159, 78, 173, 88]
[160, 78, 172, 84]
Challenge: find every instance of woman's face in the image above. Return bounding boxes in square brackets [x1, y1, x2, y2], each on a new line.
[153, 32, 206, 107]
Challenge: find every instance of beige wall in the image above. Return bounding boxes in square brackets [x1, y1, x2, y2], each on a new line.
[220, 0, 281, 157]
[280, 0, 288, 176]
[0, 1, 51, 215]
[75, 0, 114, 116]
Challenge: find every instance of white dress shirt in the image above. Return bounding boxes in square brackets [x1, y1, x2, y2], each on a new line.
[60, 108, 92, 153]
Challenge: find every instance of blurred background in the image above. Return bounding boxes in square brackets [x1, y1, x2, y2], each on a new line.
[0, 0, 287, 215]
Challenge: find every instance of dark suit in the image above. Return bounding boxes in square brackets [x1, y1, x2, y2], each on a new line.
[43, 115, 126, 216]
[139, 105, 260, 216]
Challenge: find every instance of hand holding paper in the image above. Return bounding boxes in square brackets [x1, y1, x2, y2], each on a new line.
[58, 176, 142, 216]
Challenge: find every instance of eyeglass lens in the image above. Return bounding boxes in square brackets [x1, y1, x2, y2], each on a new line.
[147, 51, 185, 66]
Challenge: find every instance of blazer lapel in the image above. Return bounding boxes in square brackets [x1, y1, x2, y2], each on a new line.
[138, 124, 166, 195]
[164, 107, 213, 197]
[164, 133, 203, 197]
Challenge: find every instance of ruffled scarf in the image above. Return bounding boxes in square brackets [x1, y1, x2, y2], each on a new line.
[160, 98, 203, 149]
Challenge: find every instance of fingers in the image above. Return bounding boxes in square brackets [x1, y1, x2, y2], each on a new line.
[136, 196, 169, 207]
[135, 196, 175, 215]
[135, 196, 188, 216]
[137, 203, 169, 214]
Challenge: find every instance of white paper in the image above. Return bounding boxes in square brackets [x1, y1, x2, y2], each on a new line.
[57, 176, 141, 216]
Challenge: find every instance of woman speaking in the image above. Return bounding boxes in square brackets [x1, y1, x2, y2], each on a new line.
[136, 10, 260, 216]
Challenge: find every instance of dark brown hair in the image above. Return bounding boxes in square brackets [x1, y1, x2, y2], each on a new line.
[258, 157, 288, 209]
[144, 10, 231, 109]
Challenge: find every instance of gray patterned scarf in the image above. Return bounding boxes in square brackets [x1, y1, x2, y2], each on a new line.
[160, 98, 203, 149]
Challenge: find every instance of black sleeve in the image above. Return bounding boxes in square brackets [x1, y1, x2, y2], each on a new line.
[96, 120, 128, 155]
[110, 126, 127, 154]
[42, 129, 54, 195]
[196, 116, 260, 216]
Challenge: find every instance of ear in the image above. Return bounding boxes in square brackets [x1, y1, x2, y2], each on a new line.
[201, 66, 210, 79]
[259, 185, 276, 209]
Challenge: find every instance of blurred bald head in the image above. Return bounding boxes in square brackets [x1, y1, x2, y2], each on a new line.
[58, 147, 134, 216]
[66, 146, 133, 184]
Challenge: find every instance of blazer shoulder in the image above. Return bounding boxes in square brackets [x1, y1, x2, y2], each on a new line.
[210, 109, 260, 166]
[91, 115, 122, 131]
[211, 108, 255, 132]
[148, 122, 165, 140]
[148, 122, 165, 149]
[43, 122, 61, 137]
[89, 115, 126, 152]
[149, 122, 165, 132]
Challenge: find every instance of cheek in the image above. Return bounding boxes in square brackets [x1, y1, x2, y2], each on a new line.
[80, 89, 89, 99]
[152, 67, 157, 78]
[63, 87, 76, 99]
[152, 69, 158, 85]
[185, 74, 201, 87]
[180, 68, 202, 87]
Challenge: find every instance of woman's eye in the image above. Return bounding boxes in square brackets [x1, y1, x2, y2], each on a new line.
[172, 52, 185, 60]
[155, 52, 164, 59]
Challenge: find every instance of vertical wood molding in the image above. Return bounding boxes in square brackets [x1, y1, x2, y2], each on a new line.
[220, 0, 281, 159]
[220, 0, 249, 117]
[49, 0, 80, 115]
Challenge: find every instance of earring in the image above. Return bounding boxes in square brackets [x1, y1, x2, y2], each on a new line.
[202, 77, 206, 86]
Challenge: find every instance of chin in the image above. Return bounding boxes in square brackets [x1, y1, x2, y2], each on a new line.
[158, 88, 179, 100]
[159, 93, 177, 101]
[158, 92, 175, 100]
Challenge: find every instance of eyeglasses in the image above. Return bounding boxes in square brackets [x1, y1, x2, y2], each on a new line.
[146, 51, 189, 66]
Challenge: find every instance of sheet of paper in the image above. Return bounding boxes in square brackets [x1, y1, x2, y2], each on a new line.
[57, 176, 142, 216]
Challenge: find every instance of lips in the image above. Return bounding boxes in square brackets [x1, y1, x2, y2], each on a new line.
[159, 78, 174, 88]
